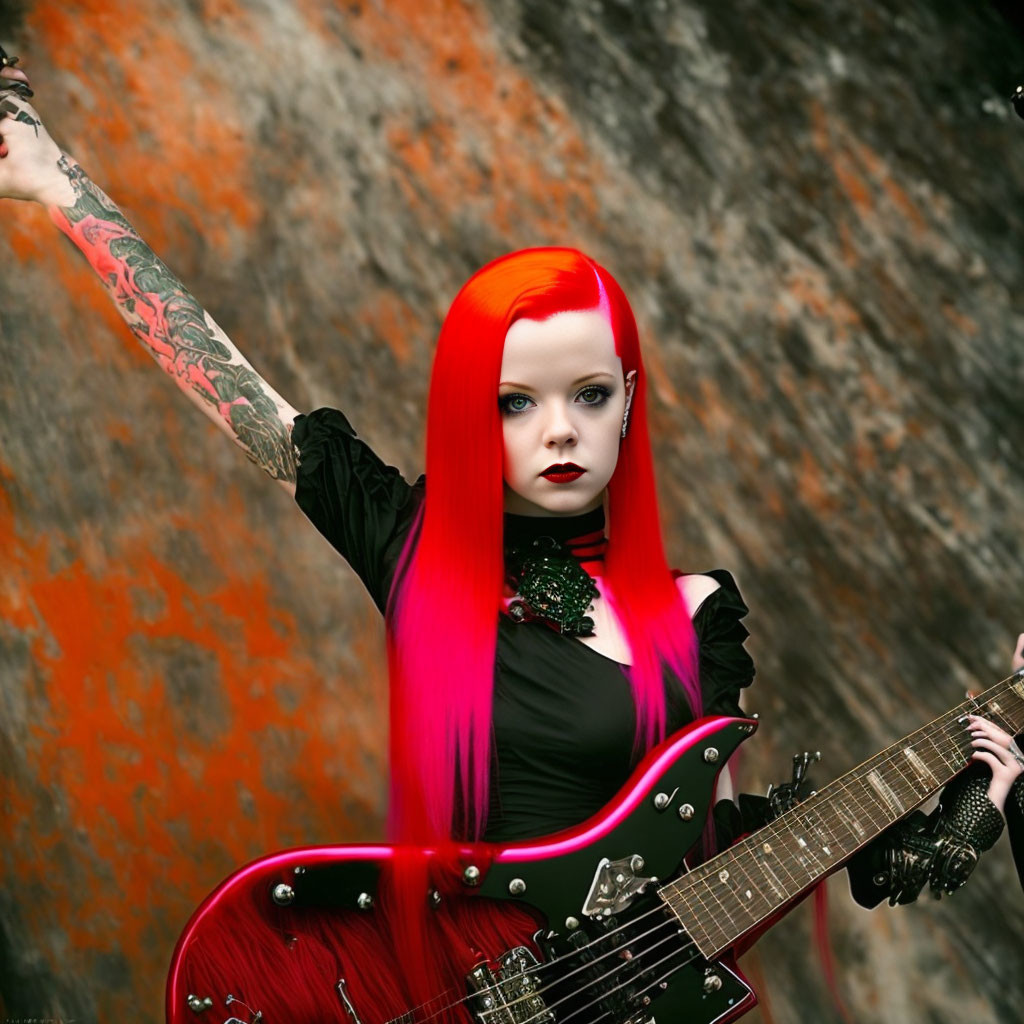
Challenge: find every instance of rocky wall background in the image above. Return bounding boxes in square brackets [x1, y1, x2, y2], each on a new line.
[1, 1, 1022, 1021]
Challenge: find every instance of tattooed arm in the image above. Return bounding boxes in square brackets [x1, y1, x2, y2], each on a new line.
[0, 85, 301, 491]
[48, 155, 301, 487]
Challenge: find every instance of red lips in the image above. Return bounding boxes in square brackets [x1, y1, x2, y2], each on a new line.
[541, 463, 585, 484]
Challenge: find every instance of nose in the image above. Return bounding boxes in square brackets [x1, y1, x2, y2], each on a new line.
[542, 405, 578, 448]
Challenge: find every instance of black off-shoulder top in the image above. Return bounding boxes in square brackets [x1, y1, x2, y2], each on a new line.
[292, 408, 756, 842]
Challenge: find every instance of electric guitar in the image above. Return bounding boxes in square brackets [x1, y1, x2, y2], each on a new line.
[166, 670, 1024, 1024]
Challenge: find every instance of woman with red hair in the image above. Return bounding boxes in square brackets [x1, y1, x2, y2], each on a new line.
[1, 60, 1023, 1011]
[379, 247, 720, 846]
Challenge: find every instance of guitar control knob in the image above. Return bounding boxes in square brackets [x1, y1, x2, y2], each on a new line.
[704, 747, 720, 763]
[463, 865, 481, 886]
[271, 883, 295, 906]
[357, 892, 374, 910]
[678, 803, 695, 821]
[508, 878, 527, 896]
[703, 972, 723, 993]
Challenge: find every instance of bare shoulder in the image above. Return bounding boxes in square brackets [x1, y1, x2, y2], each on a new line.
[676, 572, 722, 619]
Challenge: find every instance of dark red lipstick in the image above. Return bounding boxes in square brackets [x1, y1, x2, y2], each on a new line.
[541, 463, 585, 484]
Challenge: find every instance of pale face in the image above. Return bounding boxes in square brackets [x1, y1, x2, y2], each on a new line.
[499, 310, 634, 517]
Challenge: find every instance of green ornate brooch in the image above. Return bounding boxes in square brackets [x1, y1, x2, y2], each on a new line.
[505, 535, 599, 637]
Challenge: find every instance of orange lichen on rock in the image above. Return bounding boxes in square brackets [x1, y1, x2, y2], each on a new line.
[27, 1, 260, 255]
[809, 99, 928, 241]
[1, 446, 384, 1009]
[332, 0, 603, 239]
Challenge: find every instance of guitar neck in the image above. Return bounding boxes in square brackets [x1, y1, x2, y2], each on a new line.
[659, 672, 1024, 960]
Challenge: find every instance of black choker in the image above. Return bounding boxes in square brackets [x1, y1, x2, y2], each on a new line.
[503, 508, 606, 637]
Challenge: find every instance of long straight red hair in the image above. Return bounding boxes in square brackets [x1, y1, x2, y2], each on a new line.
[385, 247, 701, 845]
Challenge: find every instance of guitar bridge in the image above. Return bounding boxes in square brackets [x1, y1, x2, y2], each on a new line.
[466, 946, 553, 1024]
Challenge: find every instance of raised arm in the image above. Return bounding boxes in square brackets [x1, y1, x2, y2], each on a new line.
[0, 76, 301, 493]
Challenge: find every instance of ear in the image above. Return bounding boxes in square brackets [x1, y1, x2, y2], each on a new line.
[623, 370, 637, 414]
[621, 370, 637, 440]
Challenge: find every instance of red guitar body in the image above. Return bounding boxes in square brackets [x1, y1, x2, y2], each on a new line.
[167, 716, 761, 1024]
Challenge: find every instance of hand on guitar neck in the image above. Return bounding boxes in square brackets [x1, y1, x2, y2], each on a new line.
[965, 632, 1024, 815]
[848, 638, 1024, 908]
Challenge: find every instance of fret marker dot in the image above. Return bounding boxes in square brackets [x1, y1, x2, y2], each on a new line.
[719, 869, 730, 883]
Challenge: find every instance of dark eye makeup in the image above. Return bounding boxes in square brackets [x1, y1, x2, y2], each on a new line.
[498, 393, 535, 415]
[498, 383, 614, 416]
[575, 384, 612, 406]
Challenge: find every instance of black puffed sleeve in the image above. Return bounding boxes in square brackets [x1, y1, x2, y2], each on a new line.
[292, 408, 424, 612]
[691, 569, 756, 718]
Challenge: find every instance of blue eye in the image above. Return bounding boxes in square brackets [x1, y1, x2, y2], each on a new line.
[576, 385, 611, 406]
[499, 393, 534, 415]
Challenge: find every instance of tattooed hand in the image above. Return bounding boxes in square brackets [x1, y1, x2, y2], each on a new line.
[0, 84, 74, 206]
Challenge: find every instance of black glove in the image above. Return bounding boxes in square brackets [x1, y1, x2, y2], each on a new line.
[847, 766, 1004, 908]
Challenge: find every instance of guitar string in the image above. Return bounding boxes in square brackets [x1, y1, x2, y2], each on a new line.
[473, 926, 690, 1024]
[523, 937, 697, 1024]
[664, 702, 961, 907]
[666, 677, 1023, 911]
[381, 893, 686, 1024]
[574, 945, 717, 1024]
[381, 897, 680, 1024]
[383, 677, 1023, 1023]
[655, 680, 1024, 953]
[472, 910, 690, 1024]
[665, 747, 942, 940]
[666, 712, 980, 921]
[382, 982, 464, 1024]
[396, 908, 689, 1024]
[661, 691, 1023, 952]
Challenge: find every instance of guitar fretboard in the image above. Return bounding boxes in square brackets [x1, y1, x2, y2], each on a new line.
[658, 673, 1024, 959]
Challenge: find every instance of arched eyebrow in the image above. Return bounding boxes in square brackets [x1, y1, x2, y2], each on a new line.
[498, 371, 618, 389]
